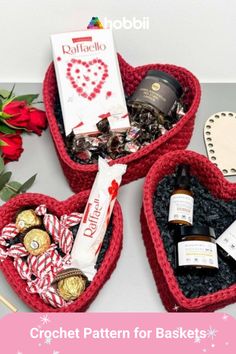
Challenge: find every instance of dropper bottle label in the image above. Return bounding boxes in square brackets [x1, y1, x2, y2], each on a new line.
[168, 164, 194, 225]
[168, 193, 193, 224]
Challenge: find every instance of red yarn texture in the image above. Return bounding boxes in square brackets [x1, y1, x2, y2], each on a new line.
[43, 55, 201, 193]
[141, 150, 236, 312]
[0, 192, 123, 312]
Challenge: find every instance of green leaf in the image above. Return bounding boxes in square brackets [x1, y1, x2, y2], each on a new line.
[0, 89, 11, 100]
[0, 181, 21, 202]
[12, 94, 39, 105]
[0, 182, 17, 202]
[0, 139, 9, 147]
[0, 156, 4, 175]
[7, 85, 15, 100]
[6, 181, 22, 192]
[0, 124, 16, 134]
[18, 174, 37, 193]
[0, 171, 12, 190]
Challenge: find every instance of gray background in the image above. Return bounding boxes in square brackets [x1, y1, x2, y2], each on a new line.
[0, 83, 236, 317]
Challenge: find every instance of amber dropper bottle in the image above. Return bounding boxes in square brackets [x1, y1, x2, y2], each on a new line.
[168, 164, 194, 226]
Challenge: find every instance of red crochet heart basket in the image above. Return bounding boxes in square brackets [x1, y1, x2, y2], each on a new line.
[141, 149, 236, 312]
[0, 192, 123, 312]
[43, 55, 201, 193]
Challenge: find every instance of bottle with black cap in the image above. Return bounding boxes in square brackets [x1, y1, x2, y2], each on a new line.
[168, 164, 194, 226]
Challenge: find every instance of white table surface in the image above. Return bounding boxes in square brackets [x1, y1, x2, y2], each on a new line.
[0, 83, 236, 317]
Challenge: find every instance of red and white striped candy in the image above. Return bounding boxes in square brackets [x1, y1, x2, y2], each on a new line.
[0, 248, 8, 262]
[35, 204, 47, 216]
[0, 223, 19, 246]
[0, 239, 6, 247]
[59, 228, 74, 255]
[1, 223, 19, 239]
[40, 287, 67, 308]
[27, 271, 66, 308]
[43, 214, 74, 255]
[28, 245, 57, 278]
[28, 245, 65, 278]
[8, 244, 28, 258]
[62, 254, 72, 266]
[14, 258, 32, 280]
[44, 214, 61, 243]
[61, 212, 83, 228]
[27, 272, 53, 293]
[35, 205, 82, 255]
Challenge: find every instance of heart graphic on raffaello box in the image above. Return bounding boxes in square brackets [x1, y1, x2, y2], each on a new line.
[66, 58, 108, 101]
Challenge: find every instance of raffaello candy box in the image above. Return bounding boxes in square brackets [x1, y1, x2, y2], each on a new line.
[51, 28, 130, 136]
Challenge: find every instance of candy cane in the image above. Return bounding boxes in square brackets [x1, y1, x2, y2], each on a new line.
[36, 206, 82, 255]
[27, 272, 67, 308]
[0, 248, 8, 262]
[28, 245, 61, 278]
[61, 213, 83, 228]
[40, 287, 67, 308]
[0, 223, 19, 246]
[35, 204, 47, 216]
[14, 258, 32, 281]
[8, 244, 28, 258]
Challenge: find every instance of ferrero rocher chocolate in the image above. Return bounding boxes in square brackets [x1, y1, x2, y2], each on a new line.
[53, 269, 87, 302]
[23, 229, 51, 256]
[16, 209, 42, 232]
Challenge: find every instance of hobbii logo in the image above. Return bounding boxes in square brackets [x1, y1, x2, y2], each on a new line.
[103, 17, 150, 30]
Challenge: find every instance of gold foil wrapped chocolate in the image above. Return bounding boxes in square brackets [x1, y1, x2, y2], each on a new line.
[23, 229, 51, 256]
[16, 209, 42, 232]
[53, 269, 87, 302]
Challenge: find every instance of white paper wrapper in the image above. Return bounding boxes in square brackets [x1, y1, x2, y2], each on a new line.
[68, 157, 126, 280]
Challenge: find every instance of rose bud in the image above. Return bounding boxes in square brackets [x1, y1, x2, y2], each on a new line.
[3, 101, 30, 129]
[0, 133, 23, 163]
[27, 108, 47, 136]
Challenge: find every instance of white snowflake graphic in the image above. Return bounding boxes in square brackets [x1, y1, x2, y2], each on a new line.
[17, 352, 23, 354]
[194, 336, 201, 343]
[207, 326, 218, 340]
[222, 314, 228, 321]
[40, 314, 51, 325]
[53, 351, 60, 354]
[173, 304, 179, 311]
[45, 337, 52, 345]
[211, 344, 215, 348]
[202, 349, 207, 353]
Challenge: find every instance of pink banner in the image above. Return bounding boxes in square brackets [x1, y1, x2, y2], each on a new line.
[0, 312, 235, 354]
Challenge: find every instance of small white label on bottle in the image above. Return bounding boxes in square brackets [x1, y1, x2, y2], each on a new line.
[217, 220, 236, 261]
[178, 240, 218, 268]
[168, 194, 193, 224]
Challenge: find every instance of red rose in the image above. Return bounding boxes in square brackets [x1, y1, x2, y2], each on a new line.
[3, 101, 30, 129]
[3, 101, 47, 136]
[0, 133, 23, 163]
[27, 108, 47, 136]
